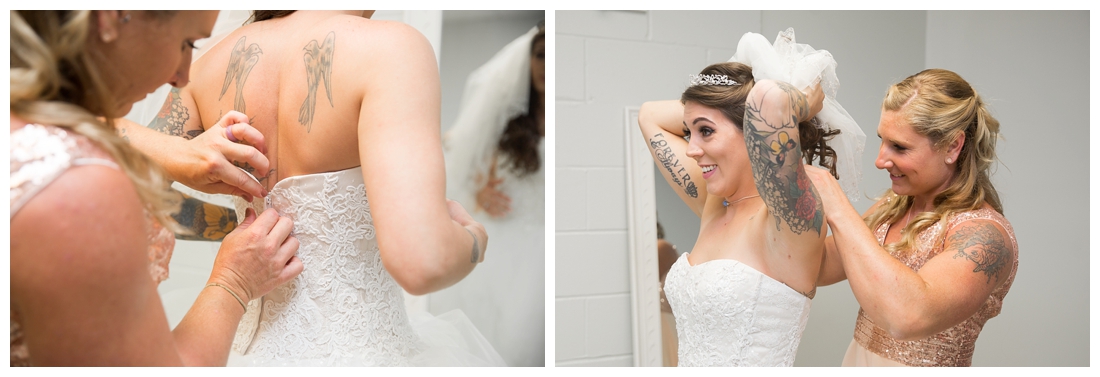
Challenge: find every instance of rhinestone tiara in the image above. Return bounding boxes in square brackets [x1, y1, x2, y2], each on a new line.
[689, 74, 739, 87]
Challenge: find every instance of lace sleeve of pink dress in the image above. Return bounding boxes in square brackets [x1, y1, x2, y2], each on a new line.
[843, 207, 1019, 367]
[9, 123, 177, 366]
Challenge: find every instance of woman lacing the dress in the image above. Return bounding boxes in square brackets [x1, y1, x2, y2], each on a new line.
[10, 10, 301, 366]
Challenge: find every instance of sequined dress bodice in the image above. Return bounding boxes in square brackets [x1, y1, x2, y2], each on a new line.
[852, 208, 1018, 366]
[9, 124, 176, 366]
[663, 253, 811, 367]
[230, 167, 424, 366]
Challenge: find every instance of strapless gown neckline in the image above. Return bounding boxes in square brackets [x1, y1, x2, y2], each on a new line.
[663, 253, 811, 367]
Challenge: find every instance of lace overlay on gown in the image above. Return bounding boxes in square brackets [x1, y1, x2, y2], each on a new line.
[663, 253, 811, 367]
[9, 124, 176, 366]
[850, 208, 1019, 367]
[229, 167, 504, 366]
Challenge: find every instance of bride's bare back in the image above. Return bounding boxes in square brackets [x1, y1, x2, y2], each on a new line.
[180, 12, 432, 186]
[152, 11, 480, 295]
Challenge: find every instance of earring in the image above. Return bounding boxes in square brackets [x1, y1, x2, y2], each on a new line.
[120, 13, 131, 24]
[946, 158, 953, 164]
[101, 31, 115, 43]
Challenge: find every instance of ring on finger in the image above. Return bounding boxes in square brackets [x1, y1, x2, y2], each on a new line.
[226, 124, 239, 143]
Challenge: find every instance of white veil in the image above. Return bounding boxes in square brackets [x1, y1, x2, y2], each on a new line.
[730, 28, 866, 202]
[443, 26, 540, 208]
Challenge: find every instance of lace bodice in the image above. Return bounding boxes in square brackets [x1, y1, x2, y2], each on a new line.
[230, 167, 423, 366]
[9, 123, 176, 366]
[852, 208, 1018, 366]
[663, 253, 811, 367]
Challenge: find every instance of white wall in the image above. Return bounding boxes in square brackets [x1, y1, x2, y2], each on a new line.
[439, 10, 544, 134]
[555, 10, 1089, 367]
[923, 10, 1089, 367]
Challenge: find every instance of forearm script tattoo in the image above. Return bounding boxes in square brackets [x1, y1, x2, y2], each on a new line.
[299, 31, 335, 132]
[949, 222, 1011, 284]
[742, 82, 823, 235]
[649, 132, 699, 198]
[220, 36, 263, 113]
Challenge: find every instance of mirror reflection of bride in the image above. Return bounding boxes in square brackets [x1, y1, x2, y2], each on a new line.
[431, 21, 546, 367]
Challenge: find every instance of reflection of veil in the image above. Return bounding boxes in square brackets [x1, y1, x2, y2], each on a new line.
[443, 26, 539, 208]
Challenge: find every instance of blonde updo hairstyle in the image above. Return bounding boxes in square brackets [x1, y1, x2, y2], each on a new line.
[681, 62, 841, 178]
[865, 68, 1002, 255]
[10, 10, 182, 231]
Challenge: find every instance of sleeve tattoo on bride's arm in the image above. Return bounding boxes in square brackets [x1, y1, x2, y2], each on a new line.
[649, 132, 699, 198]
[148, 88, 195, 138]
[172, 193, 238, 241]
[743, 82, 824, 235]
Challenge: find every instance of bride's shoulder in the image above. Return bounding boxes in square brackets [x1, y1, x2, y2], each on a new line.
[337, 18, 433, 59]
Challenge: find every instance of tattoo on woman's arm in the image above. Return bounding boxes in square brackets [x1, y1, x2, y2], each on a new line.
[148, 87, 190, 137]
[742, 82, 823, 235]
[299, 31, 336, 132]
[649, 132, 699, 198]
[949, 222, 1010, 284]
[172, 195, 238, 241]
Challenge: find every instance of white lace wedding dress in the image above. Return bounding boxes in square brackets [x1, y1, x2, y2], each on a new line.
[226, 167, 505, 366]
[663, 253, 811, 367]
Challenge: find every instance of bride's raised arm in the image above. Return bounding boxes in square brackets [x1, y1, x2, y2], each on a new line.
[742, 79, 826, 238]
[639, 100, 708, 216]
[356, 22, 486, 296]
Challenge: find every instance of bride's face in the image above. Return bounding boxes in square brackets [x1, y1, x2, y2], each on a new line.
[683, 101, 750, 198]
[529, 37, 545, 95]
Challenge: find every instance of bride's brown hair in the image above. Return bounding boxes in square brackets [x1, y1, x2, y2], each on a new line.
[497, 23, 545, 177]
[680, 62, 840, 177]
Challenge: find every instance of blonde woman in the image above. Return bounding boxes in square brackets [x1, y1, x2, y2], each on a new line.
[808, 69, 1018, 367]
[10, 10, 301, 366]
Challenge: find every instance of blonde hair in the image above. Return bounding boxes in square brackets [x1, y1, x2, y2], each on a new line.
[11, 10, 182, 231]
[865, 69, 1002, 254]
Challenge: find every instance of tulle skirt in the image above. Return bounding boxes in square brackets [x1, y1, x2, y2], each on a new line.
[227, 309, 506, 367]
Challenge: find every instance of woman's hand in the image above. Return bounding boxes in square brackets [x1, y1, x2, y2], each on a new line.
[803, 164, 848, 225]
[207, 208, 302, 302]
[447, 199, 488, 263]
[476, 177, 512, 218]
[800, 80, 825, 123]
[159, 111, 271, 201]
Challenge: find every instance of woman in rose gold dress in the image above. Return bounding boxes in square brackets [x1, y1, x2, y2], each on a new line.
[10, 10, 300, 366]
[808, 68, 1018, 367]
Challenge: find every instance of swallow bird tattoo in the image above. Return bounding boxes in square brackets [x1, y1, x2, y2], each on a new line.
[299, 31, 335, 132]
[219, 36, 263, 113]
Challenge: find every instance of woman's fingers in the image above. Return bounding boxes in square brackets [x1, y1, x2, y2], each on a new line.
[222, 121, 267, 155]
[219, 139, 271, 178]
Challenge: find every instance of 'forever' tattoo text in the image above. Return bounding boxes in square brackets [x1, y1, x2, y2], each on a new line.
[650, 132, 699, 198]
